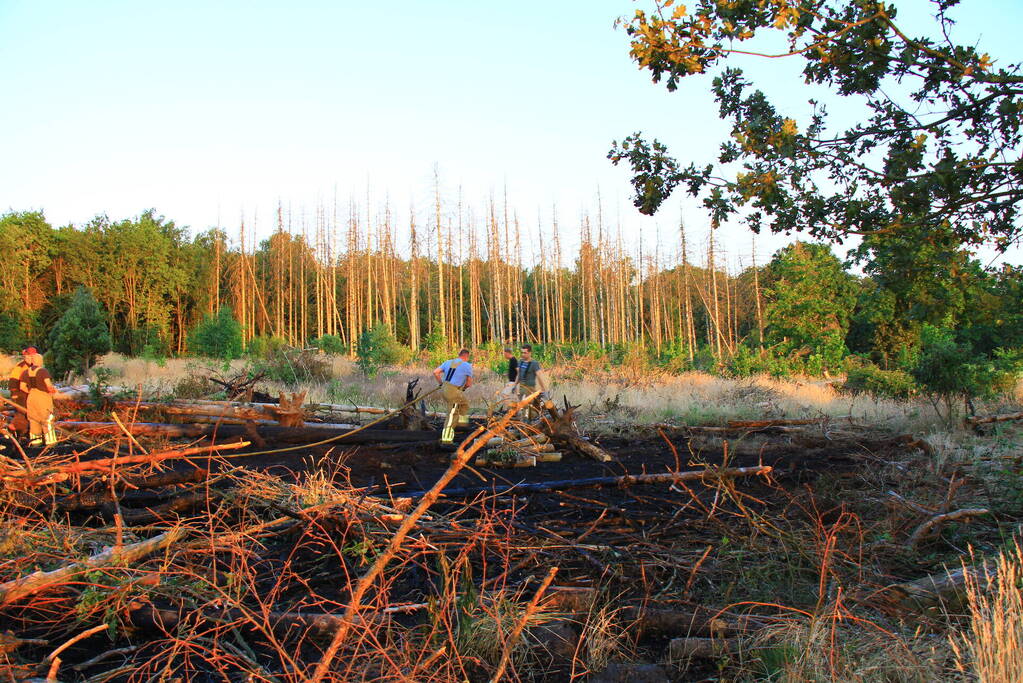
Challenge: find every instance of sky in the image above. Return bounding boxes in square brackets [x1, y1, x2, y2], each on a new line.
[1, 0, 1021, 271]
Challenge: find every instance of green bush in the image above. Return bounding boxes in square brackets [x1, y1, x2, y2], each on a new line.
[252, 348, 333, 386]
[246, 335, 288, 359]
[188, 308, 243, 360]
[47, 287, 112, 378]
[910, 324, 1022, 415]
[356, 323, 405, 378]
[309, 333, 346, 355]
[422, 322, 447, 354]
[844, 363, 917, 399]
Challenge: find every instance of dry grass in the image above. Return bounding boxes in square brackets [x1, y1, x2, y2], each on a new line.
[739, 616, 953, 683]
[953, 541, 1023, 682]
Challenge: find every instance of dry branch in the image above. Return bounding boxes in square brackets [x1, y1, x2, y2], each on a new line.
[3, 442, 249, 486]
[0, 527, 186, 605]
[907, 508, 990, 548]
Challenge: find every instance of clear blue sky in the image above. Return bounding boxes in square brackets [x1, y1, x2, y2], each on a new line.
[1, 0, 1021, 269]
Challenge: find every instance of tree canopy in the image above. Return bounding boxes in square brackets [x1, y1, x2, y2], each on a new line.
[763, 242, 856, 369]
[609, 0, 1023, 253]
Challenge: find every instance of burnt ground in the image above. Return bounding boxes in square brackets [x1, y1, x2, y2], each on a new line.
[5, 412, 982, 682]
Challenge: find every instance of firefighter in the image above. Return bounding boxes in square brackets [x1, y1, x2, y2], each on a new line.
[516, 344, 550, 420]
[6, 346, 35, 438]
[433, 348, 474, 445]
[20, 352, 58, 447]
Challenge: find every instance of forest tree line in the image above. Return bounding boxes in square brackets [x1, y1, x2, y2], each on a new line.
[0, 203, 1020, 399]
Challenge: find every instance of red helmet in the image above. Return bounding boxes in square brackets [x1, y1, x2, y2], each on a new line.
[22, 346, 37, 355]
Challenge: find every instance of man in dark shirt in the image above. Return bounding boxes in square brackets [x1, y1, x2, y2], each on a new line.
[504, 347, 519, 383]
[498, 347, 519, 405]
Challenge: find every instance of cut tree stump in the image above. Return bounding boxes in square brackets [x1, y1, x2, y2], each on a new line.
[276, 391, 307, 427]
[543, 404, 614, 463]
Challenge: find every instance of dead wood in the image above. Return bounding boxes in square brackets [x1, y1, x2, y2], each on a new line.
[207, 371, 266, 401]
[124, 602, 384, 638]
[0, 527, 186, 605]
[621, 605, 771, 637]
[4, 441, 249, 486]
[56, 468, 209, 511]
[726, 416, 851, 429]
[966, 411, 1023, 426]
[668, 636, 739, 659]
[116, 490, 220, 525]
[400, 379, 431, 431]
[56, 421, 438, 444]
[544, 405, 614, 463]
[399, 465, 773, 499]
[873, 562, 992, 616]
[276, 391, 307, 427]
[907, 508, 990, 548]
[885, 491, 939, 516]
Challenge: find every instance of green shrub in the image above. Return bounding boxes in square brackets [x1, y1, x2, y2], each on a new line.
[844, 363, 917, 399]
[422, 322, 447, 353]
[356, 323, 405, 378]
[309, 333, 346, 355]
[246, 335, 288, 359]
[47, 287, 112, 378]
[252, 348, 333, 386]
[911, 324, 1023, 416]
[188, 308, 243, 360]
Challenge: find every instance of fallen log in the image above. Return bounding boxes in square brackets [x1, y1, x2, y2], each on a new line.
[117, 490, 219, 525]
[726, 417, 844, 429]
[57, 468, 209, 511]
[75, 395, 488, 422]
[873, 562, 991, 616]
[399, 465, 773, 499]
[621, 605, 771, 637]
[966, 411, 1023, 426]
[124, 602, 384, 637]
[56, 421, 438, 444]
[0, 527, 186, 605]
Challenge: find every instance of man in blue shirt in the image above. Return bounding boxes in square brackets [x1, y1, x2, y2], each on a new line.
[433, 348, 474, 445]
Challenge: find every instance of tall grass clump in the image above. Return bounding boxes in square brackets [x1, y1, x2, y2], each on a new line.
[953, 542, 1023, 682]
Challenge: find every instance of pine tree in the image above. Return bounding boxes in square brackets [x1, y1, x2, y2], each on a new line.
[47, 286, 112, 378]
